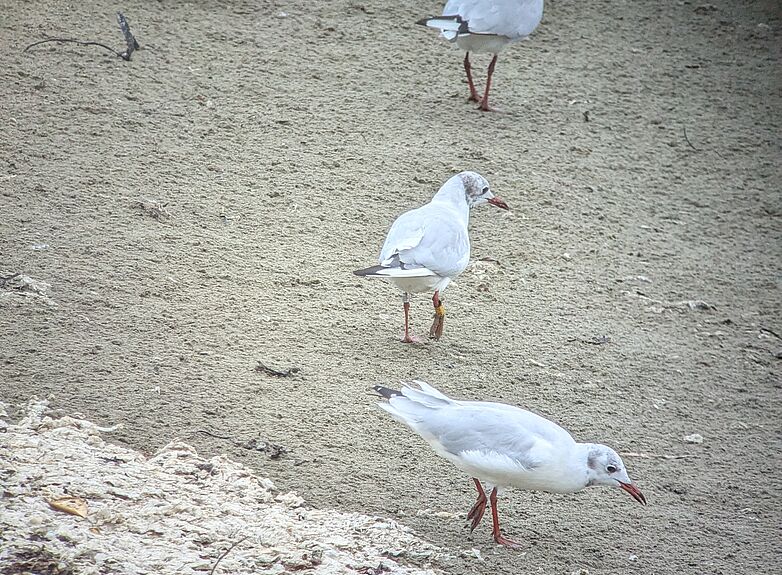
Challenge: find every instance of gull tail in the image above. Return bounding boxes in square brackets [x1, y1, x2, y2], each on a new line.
[353, 265, 388, 277]
[374, 385, 402, 399]
[353, 265, 437, 278]
[375, 381, 454, 426]
[374, 380, 450, 402]
[416, 15, 468, 33]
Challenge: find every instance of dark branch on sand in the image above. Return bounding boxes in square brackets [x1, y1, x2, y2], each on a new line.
[210, 536, 248, 575]
[621, 451, 693, 460]
[196, 429, 289, 459]
[196, 429, 233, 441]
[24, 38, 123, 57]
[116, 12, 140, 60]
[254, 361, 301, 378]
[24, 12, 140, 61]
[683, 126, 699, 152]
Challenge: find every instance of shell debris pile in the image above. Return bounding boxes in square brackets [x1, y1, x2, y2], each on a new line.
[0, 400, 443, 574]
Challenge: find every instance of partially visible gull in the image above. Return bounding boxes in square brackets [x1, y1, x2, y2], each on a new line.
[418, 0, 544, 111]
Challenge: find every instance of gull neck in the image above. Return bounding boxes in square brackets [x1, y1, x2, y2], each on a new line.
[430, 179, 470, 224]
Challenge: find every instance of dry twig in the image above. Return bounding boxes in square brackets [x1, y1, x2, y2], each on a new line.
[255, 362, 300, 377]
[196, 430, 288, 459]
[624, 290, 716, 312]
[133, 198, 171, 221]
[683, 126, 699, 152]
[621, 451, 693, 460]
[116, 12, 139, 60]
[24, 12, 140, 61]
[210, 536, 249, 575]
[567, 335, 611, 345]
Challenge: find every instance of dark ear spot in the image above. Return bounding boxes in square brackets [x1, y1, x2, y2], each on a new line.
[587, 452, 599, 470]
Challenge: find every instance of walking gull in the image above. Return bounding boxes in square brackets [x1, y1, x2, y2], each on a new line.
[354, 172, 508, 343]
[375, 381, 646, 548]
[418, 0, 544, 111]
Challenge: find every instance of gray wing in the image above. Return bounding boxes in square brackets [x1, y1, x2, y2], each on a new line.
[379, 383, 576, 473]
[378, 203, 470, 278]
[443, 0, 544, 39]
[420, 403, 563, 470]
[407, 401, 575, 471]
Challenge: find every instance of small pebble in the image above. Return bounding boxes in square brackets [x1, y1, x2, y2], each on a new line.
[683, 433, 704, 444]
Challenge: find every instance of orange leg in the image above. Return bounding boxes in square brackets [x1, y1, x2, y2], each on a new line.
[401, 300, 413, 343]
[428, 290, 445, 340]
[467, 478, 487, 532]
[479, 54, 499, 112]
[463, 52, 481, 102]
[489, 487, 522, 548]
[401, 294, 423, 344]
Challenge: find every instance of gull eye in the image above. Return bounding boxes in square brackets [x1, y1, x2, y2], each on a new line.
[481, 186, 490, 194]
[606, 465, 617, 474]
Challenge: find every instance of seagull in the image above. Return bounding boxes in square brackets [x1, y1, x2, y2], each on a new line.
[417, 0, 544, 111]
[353, 172, 508, 343]
[374, 381, 646, 548]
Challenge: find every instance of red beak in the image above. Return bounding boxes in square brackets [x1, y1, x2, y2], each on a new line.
[487, 196, 509, 210]
[618, 481, 647, 505]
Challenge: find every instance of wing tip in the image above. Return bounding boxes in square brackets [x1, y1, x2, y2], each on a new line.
[416, 15, 467, 33]
[353, 265, 385, 277]
[374, 385, 401, 399]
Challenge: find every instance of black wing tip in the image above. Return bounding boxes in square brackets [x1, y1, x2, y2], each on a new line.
[416, 14, 465, 27]
[374, 385, 401, 399]
[353, 265, 385, 277]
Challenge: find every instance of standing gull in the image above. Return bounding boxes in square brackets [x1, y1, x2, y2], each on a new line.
[375, 381, 646, 547]
[354, 172, 508, 343]
[418, 0, 544, 111]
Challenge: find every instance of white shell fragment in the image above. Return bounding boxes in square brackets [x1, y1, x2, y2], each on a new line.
[682, 433, 704, 444]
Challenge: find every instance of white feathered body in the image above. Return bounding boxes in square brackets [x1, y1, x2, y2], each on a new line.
[379, 381, 591, 494]
[370, 178, 473, 295]
[431, 0, 544, 54]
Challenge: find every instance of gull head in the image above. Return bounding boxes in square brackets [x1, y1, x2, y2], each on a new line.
[458, 171, 509, 210]
[586, 444, 646, 505]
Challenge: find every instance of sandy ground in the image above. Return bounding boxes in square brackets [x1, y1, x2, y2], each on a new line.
[1, 0, 780, 573]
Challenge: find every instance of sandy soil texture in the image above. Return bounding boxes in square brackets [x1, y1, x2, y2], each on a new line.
[1, 0, 780, 573]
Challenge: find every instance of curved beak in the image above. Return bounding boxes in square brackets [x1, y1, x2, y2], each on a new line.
[487, 196, 509, 210]
[618, 481, 646, 505]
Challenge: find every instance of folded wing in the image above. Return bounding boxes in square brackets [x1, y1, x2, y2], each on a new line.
[377, 382, 557, 474]
[443, 0, 544, 40]
[377, 205, 470, 279]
